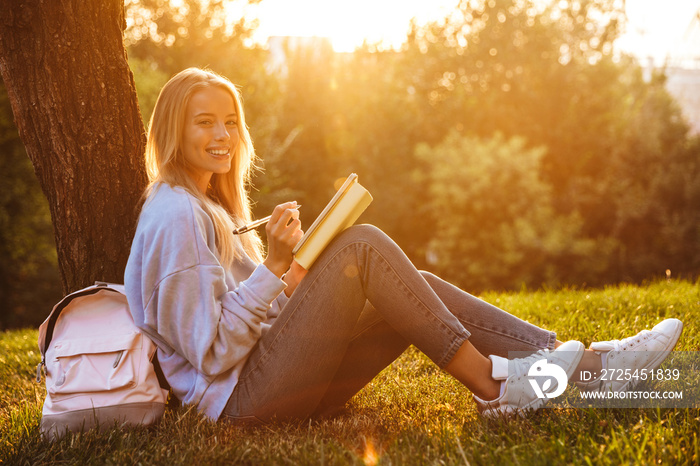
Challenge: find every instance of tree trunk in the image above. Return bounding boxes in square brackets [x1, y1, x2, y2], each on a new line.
[0, 0, 147, 293]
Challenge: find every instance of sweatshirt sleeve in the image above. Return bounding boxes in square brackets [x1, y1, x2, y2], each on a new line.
[149, 262, 285, 376]
[126, 186, 287, 377]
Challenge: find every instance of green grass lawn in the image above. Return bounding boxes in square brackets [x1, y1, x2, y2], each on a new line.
[2, 280, 699, 465]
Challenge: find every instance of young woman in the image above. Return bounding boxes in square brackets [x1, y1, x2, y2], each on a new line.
[124, 68, 683, 423]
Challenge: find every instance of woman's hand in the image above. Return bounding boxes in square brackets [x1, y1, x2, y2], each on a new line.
[262, 202, 303, 278]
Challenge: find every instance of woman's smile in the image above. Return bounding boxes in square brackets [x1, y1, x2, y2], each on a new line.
[206, 147, 230, 158]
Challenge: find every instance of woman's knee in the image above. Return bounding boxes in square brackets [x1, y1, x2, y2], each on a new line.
[321, 224, 407, 270]
[335, 224, 388, 247]
[419, 270, 439, 283]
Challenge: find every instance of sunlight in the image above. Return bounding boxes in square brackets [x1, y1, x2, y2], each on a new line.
[216, 0, 700, 64]
[617, 0, 700, 64]
[245, 0, 459, 52]
[229, 0, 699, 59]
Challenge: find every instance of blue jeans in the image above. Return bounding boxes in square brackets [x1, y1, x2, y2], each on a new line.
[222, 225, 556, 422]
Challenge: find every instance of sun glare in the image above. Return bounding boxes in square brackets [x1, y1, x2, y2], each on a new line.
[224, 0, 698, 59]
[246, 0, 459, 52]
[616, 0, 700, 63]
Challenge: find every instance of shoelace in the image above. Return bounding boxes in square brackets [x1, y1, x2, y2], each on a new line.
[605, 329, 652, 352]
[510, 348, 551, 379]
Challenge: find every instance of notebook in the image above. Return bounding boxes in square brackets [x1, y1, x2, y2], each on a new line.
[292, 173, 373, 269]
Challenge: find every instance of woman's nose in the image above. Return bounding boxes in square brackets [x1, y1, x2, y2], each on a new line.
[214, 122, 229, 141]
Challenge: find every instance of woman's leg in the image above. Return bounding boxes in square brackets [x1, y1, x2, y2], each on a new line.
[313, 272, 557, 416]
[223, 225, 476, 422]
[311, 302, 410, 417]
[419, 272, 556, 356]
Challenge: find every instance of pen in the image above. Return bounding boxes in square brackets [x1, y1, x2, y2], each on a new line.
[233, 206, 301, 235]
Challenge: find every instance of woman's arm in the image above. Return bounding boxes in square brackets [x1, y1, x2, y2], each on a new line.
[126, 188, 291, 378]
[283, 260, 308, 297]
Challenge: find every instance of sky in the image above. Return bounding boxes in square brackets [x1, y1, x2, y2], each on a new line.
[249, 0, 459, 52]
[617, 0, 700, 64]
[245, 0, 700, 63]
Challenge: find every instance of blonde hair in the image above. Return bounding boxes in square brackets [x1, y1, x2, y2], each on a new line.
[144, 67, 263, 266]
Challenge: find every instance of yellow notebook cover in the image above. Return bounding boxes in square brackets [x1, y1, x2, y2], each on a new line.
[293, 173, 373, 269]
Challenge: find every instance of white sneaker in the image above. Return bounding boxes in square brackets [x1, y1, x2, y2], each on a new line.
[575, 318, 683, 393]
[474, 340, 584, 418]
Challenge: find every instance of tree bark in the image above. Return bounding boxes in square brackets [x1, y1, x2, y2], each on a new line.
[0, 0, 147, 293]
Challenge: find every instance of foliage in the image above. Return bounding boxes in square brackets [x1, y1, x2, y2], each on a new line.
[247, 0, 700, 286]
[388, 0, 700, 285]
[253, 37, 345, 220]
[128, 56, 170, 126]
[124, 0, 259, 73]
[3, 280, 699, 464]
[599, 71, 700, 281]
[317, 48, 436, 262]
[0, 81, 62, 331]
[416, 131, 602, 291]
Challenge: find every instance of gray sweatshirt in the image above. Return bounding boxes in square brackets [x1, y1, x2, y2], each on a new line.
[124, 183, 288, 420]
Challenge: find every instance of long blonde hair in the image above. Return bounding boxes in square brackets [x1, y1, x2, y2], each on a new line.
[144, 67, 263, 266]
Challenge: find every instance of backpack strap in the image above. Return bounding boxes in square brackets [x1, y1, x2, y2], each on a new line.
[151, 350, 171, 391]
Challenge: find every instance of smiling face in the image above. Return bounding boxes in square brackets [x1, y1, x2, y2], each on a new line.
[180, 86, 240, 193]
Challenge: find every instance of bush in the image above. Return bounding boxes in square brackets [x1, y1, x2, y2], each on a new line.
[416, 131, 602, 291]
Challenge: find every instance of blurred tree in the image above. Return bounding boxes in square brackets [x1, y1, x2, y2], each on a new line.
[300, 0, 628, 273]
[0, 0, 148, 293]
[124, 0, 259, 76]
[325, 49, 433, 266]
[416, 131, 601, 290]
[600, 70, 700, 281]
[0, 81, 62, 330]
[344, 0, 700, 286]
[258, 37, 339, 222]
[128, 57, 170, 126]
[261, 42, 433, 254]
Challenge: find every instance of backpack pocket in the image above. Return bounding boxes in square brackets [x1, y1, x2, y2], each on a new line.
[48, 332, 144, 397]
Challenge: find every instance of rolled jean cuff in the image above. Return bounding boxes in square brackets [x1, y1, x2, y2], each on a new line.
[436, 329, 471, 368]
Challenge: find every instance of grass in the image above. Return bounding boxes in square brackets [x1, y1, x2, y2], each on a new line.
[1, 279, 699, 465]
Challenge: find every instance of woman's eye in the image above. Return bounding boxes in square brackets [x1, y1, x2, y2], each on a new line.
[227, 120, 238, 126]
[198, 120, 212, 125]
